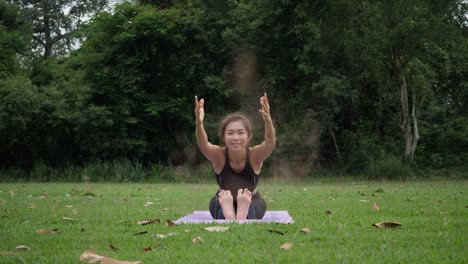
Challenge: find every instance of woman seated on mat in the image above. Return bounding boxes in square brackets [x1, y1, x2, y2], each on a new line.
[194, 93, 276, 220]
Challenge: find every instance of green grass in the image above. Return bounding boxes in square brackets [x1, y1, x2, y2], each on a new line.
[0, 180, 466, 263]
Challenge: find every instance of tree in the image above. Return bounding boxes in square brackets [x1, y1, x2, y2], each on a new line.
[13, 0, 108, 58]
[0, 1, 27, 77]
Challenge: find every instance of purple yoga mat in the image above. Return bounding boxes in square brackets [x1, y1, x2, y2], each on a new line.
[174, 210, 294, 224]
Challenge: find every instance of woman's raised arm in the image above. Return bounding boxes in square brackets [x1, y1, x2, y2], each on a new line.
[194, 96, 223, 163]
[251, 93, 276, 163]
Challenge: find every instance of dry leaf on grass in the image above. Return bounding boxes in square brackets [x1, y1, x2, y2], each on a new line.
[372, 221, 402, 229]
[63, 217, 77, 221]
[66, 205, 73, 208]
[280, 243, 293, 250]
[144, 202, 153, 207]
[109, 244, 118, 251]
[373, 202, 380, 211]
[79, 250, 103, 263]
[166, 220, 175, 226]
[0, 251, 18, 256]
[137, 219, 160, 225]
[79, 250, 141, 264]
[36, 228, 61, 234]
[204, 226, 229, 232]
[38, 193, 48, 199]
[360, 200, 370, 203]
[155, 232, 177, 239]
[15, 245, 31, 251]
[300, 227, 311, 234]
[133, 231, 148, 236]
[143, 247, 153, 252]
[268, 229, 286, 235]
[191, 237, 203, 244]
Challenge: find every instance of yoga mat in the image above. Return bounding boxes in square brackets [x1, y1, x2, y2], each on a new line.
[174, 210, 294, 224]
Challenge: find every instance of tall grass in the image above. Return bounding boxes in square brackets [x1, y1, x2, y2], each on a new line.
[0, 158, 464, 182]
[366, 155, 410, 180]
[0, 159, 215, 183]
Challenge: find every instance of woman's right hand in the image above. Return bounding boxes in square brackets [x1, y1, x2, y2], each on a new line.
[194, 96, 205, 123]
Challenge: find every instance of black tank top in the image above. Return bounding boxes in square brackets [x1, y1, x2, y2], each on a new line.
[216, 147, 259, 198]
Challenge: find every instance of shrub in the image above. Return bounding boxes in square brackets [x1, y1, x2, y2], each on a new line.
[366, 155, 410, 180]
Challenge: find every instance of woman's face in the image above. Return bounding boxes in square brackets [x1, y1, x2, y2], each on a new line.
[223, 120, 251, 151]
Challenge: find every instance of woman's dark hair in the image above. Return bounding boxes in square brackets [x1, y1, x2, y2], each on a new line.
[218, 113, 253, 142]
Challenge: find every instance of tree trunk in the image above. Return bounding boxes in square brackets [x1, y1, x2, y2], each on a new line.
[395, 56, 421, 162]
[330, 128, 341, 162]
[43, 13, 53, 58]
[410, 89, 419, 162]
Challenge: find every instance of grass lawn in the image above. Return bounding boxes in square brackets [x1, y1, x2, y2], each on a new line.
[0, 179, 466, 263]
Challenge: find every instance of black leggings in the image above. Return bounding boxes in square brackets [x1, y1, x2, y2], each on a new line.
[209, 191, 267, 219]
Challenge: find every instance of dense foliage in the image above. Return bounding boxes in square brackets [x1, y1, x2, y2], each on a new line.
[0, 0, 467, 178]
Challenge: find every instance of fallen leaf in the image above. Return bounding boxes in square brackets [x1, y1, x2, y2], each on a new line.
[360, 200, 370, 203]
[280, 243, 293, 250]
[137, 219, 160, 225]
[372, 221, 402, 229]
[109, 244, 118, 251]
[144, 202, 153, 207]
[38, 193, 48, 199]
[191, 237, 203, 244]
[15, 245, 31, 251]
[36, 228, 61, 234]
[134, 231, 148, 236]
[143, 247, 152, 252]
[162, 208, 169, 211]
[268, 229, 286, 235]
[80, 250, 141, 264]
[63, 217, 77, 221]
[79, 250, 105, 263]
[204, 226, 229, 232]
[373, 202, 380, 211]
[155, 232, 177, 239]
[325, 210, 334, 215]
[300, 227, 311, 234]
[184, 229, 192, 233]
[166, 220, 175, 226]
[27, 205, 37, 209]
[9, 191, 15, 197]
[66, 205, 73, 208]
[0, 251, 18, 256]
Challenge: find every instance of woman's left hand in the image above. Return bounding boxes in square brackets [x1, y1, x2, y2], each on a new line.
[259, 93, 272, 122]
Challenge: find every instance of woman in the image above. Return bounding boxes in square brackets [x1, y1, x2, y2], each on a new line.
[194, 93, 276, 220]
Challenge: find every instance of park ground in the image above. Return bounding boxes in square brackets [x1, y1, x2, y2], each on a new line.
[0, 179, 466, 263]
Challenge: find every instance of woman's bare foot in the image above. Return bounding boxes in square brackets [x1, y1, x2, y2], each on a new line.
[236, 188, 252, 220]
[218, 190, 235, 220]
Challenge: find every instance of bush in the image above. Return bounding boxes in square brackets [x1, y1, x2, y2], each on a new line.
[366, 155, 410, 180]
[82, 159, 146, 182]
